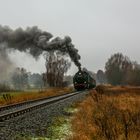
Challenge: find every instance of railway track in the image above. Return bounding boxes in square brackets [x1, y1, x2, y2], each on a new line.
[0, 91, 84, 122]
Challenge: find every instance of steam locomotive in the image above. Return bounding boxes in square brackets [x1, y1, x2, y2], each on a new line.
[73, 70, 96, 90]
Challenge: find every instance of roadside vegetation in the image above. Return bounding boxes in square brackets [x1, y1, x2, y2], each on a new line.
[70, 85, 140, 140]
[0, 87, 73, 106]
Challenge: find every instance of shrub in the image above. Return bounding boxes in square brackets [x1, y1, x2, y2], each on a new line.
[70, 86, 140, 140]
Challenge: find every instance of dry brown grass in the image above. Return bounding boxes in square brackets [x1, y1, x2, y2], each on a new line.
[70, 86, 140, 140]
[0, 87, 73, 106]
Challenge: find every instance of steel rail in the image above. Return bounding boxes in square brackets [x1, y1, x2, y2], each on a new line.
[0, 91, 77, 112]
[0, 91, 84, 122]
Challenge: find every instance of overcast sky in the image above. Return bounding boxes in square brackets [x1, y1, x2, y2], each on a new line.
[1, 0, 140, 74]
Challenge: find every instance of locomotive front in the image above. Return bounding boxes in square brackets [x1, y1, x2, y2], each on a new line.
[73, 70, 89, 90]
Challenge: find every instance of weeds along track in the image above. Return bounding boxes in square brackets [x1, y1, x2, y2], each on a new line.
[0, 91, 84, 122]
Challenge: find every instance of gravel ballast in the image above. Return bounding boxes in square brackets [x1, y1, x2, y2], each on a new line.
[0, 91, 88, 140]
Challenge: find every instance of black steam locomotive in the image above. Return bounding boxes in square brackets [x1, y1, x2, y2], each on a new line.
[73, 70, 96, 90]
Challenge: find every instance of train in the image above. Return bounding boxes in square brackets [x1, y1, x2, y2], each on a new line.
[73, 69, 96, 90]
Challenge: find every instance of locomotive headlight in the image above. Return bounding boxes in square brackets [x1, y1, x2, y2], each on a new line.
[84, 81, 87, 84]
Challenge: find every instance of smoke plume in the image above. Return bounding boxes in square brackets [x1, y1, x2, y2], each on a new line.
[0, 25, 81, 69]
[0, 43, 15, 83]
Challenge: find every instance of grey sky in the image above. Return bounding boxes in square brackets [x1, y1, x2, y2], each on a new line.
[1, 0, 140, 74]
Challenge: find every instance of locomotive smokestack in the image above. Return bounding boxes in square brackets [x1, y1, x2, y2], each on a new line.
[78, 66, 81, 71]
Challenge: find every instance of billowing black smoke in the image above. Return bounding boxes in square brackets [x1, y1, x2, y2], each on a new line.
[0, 25, 81, 69]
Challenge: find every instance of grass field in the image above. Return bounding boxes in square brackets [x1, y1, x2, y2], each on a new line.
[70, 85, 140, 140]
[0, 87, 73, 106]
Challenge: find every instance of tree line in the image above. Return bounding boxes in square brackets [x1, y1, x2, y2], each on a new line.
[7, 52, 140, 90]
[10, 51, 71, 89]
[105, 53, 140, 86]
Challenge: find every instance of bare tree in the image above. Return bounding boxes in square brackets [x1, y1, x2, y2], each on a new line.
[105, 53, 140, 86]
[44, 51, 71, 87]
[124, 62, 140, 86]
[105, 53, 132, 85]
